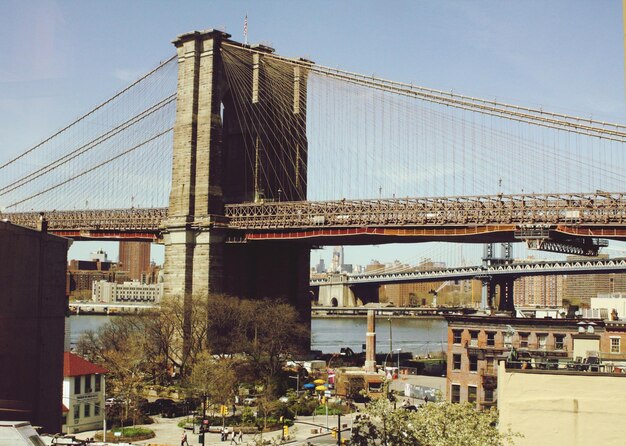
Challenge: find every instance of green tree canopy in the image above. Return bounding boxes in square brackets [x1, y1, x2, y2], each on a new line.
[351, 398, 519, 446]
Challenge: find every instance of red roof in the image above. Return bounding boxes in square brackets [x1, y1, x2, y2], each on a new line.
[63, 352, 108, 377]
[62, 404, 69, 413]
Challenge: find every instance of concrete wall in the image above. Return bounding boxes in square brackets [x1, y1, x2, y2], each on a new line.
[498, 362, 626, 446]
[0, 222, 69, 433]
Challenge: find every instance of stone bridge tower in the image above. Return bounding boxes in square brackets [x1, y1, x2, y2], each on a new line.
[162, 30, 311, 344]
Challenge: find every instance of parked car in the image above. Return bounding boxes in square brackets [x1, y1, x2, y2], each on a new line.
[159, 399, 187, 418]
[144, 398, 177, 416]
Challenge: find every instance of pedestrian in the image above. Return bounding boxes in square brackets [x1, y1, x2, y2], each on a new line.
[221, 427, 226, 441]
[424, 395, 429, 404]
[238, 430, 243, 443]
[181, 430, 189, 446]
[230, 431, 238, 445]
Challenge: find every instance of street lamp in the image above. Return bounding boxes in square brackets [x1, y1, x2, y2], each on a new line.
[396, 348, 402, 377]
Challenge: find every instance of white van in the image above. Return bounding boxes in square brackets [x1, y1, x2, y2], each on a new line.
[0, 421, 45, 446]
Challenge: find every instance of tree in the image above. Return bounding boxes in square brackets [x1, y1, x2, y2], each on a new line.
[351, 398, 519, 446]
[189, 350, 239, 411]
[76, 316, 150, 425]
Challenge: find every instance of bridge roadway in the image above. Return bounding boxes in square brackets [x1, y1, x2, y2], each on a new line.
[310, 257, 626, 287]
[4, 192, 626, 243]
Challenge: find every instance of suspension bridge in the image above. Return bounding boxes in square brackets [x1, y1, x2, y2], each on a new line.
[2, 29, 626, 316]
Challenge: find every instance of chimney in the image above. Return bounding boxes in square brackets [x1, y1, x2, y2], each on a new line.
[364, 310, 377, 373]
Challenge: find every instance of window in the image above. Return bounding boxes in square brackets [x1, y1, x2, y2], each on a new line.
[611, 337, 621, 353]
[453, 329, 463, 344]
[453, 354, 462, 370]
[94, 402, 101, 417]
[537, 334, 547, 350]
[469, 330, 479, 347]
[519, 333, 529, 348]
[484, 388, 494, 402]
[468, 386, 477, 404]
[486, 331, 496, 347]
[95, 375, 101, 392]
[84, 375, 92, 393]
[74, 376, 81, 395]
[469, 355, 478, 372]
[451, 384, 460, 403]
[74, 405, 80, 420]
[84, 403, 90, 418]
[504, 333, 513, 348]
[555, 334, 565, 350]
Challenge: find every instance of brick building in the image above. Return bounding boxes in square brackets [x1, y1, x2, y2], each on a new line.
[66, 259, 128, 300]
[118, 241, 151, 282]
[514, 274, 564, 307]
[445, 315, 597, 409]
[0, 221, 69, 433]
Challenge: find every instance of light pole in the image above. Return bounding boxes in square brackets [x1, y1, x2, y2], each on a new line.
[388, 318, 393, 355]
[396, 348, 402, 377]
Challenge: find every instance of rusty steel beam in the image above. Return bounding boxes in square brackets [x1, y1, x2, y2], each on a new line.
[224, 192, 626, 229]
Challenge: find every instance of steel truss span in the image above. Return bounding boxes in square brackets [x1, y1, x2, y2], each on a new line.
[311, 258, 626, 286]
[226, 192, 626, 227]
[4, 192, 626, 243]
[3, 208, 168, 240]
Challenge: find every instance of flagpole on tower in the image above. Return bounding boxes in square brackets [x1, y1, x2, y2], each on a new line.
[244, 14, 248, 45]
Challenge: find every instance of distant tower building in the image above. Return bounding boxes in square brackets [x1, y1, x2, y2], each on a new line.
[514, 274, 563, 307]
[89, 249, 108, 262]
[316, 258, 326, 274]
[118, 241, 151, 282]
[331, 246, 344, 272]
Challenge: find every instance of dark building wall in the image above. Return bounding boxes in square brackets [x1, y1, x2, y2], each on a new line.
[0, 221, 69, 433]
[223, 242, 311, 336]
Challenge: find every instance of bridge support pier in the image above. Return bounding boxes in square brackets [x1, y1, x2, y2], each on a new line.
[162, 29, 312, 357]
[496, 278, 516, 313]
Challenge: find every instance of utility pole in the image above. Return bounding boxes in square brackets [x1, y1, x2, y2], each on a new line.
[388, 318, 392, 356]
[337, 411, 342, 446]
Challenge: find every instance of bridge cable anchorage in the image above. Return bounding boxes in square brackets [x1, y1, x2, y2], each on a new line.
[0, 55, 176, 171]
[224, 42, 625, 206]
[221, 45, 308, 202]
[5, 129, 173, 210]
[1, 53, 176, 212]
[0, 95, 176, 197]
[226, 43, 626, 142]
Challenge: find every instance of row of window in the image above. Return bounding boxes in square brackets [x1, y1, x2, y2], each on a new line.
[450, 384, 495, 404]
[453, 329, 566, 350]
[72, 402, 101, 420]
[452, 353, 478, 372]
[74, 374, 101, 395]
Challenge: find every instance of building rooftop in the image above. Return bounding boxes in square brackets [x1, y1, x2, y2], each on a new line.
[63, 352, 108, 377]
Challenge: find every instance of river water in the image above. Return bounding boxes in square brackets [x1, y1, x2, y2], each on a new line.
[69, 315, 448, 356]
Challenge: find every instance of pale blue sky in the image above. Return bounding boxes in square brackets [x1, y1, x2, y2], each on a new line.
[0, 1, 624, 266]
